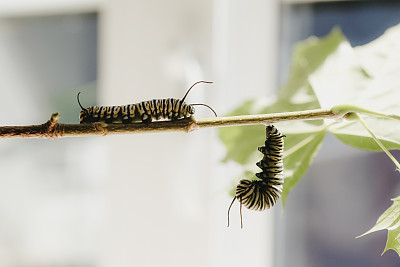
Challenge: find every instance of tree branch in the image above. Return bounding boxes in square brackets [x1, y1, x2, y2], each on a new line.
[0, 109, 339, 139]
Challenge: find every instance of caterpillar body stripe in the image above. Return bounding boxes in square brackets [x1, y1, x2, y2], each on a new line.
[228, 125, 284, 227]
[78, 81, 217, 124]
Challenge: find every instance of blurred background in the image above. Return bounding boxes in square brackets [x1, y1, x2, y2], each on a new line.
[0, 0, 400, 266]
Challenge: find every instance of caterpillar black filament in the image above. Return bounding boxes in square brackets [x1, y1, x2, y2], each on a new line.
[77, 81, 217, 124]
[228, 125, 284, 228]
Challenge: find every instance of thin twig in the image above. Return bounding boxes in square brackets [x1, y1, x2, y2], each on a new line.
[0, 109, 340, 139]
[355, 114, 400, 171]
[194, 109, 336, 129]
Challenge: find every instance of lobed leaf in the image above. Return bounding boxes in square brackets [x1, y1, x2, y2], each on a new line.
[308, 24, 400, 150]
[280, 27, 344, 108]
[328, 117, 400, 151]
[358, 196, 400, 255]
[218, 99, 269, 164]
[278, 121, 326, 206]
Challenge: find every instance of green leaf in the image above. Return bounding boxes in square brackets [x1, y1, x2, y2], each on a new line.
[280, 27, 345, 109]
[308, 40, 371, 109]
[278, 121, 326, 206]
[219, 124, 265, 164]
[358, 196, 400, 255]
[329, 117, 400, 151]
[308, 24, 400, 150]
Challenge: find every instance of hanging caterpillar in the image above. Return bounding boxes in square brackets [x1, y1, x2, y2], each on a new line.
[227, 125, 285, 228]
[77, 81, 217, 124]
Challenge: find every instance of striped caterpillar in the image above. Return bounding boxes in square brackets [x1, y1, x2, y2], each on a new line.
[228, 125, 284, 228]
[77, 81, 217, 124]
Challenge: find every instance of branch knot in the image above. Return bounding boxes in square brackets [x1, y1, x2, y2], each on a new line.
[41, 113, 64, 139]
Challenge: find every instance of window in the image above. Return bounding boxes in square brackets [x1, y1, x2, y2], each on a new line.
[0, 11, 100, 267]
[278, 1, 400, 266]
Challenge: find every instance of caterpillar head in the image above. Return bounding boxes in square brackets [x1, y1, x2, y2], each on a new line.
[188, 105, 195, 115]
[80, 106, 96, 123]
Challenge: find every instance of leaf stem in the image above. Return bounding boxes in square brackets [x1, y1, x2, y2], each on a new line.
[355, 113, 400, 171]
[332, 104, 400, 120]
[195, 109, 336, 129]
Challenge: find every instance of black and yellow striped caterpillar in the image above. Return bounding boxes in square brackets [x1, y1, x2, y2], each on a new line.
[228, 125, 284, 228]
[77, 81, 217, 124]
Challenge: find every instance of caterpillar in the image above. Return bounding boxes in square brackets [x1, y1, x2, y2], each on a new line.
[227, 125, 284, 228]
[77, 81, 217, 124]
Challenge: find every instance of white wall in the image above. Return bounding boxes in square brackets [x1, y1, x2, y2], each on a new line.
[99, 1, 279, 267]
[99, 2, 213, 266]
